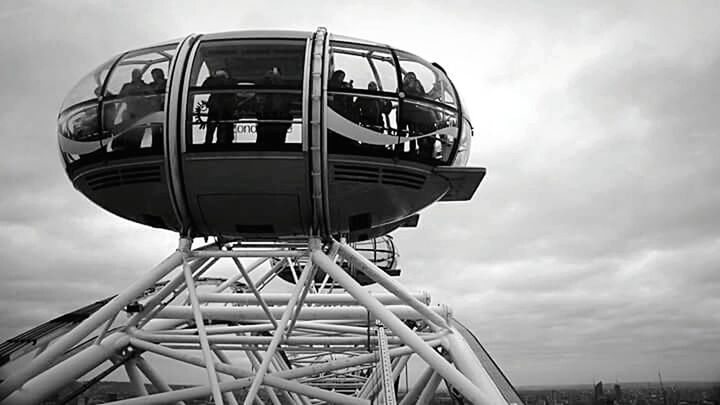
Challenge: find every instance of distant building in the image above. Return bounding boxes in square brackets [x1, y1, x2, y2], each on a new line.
[614, 384, 623, 401]
[595, 382, 605, 405]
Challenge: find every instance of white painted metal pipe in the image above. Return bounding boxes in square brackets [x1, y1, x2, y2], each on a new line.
[398, 366, 434, 405]
[313, 250, 493, 405]
[126, 338, 369, 405]
[192, 250, 307, 258]
[197, 292, 430, 306]
[135, 356, 186, 405]
[417, 371, 443, 405]
[3, 334, 130, 405]
[444, 326, 508, 405]
[337, 242, 450, 330]
[130, 328, 423, 345]
[0, 249, 183, 402]
[181, 239, 224, 405]
[244, 255, 316, 405]
[155, 304, 448, 321]
[124, 357, 148, 397]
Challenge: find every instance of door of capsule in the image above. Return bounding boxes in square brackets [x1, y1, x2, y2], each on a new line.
[178, 35, 313, 239]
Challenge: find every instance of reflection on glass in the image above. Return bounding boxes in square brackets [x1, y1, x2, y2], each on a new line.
[103, 94, 165, 152]
[398, 100, 458, 164]
[189, 91, 302, 150]
[60, 55, 119, 112]
[327, 94, 398, 157]
[186, 39, 306, 151]
[58, 104, 103, 168]
[453, 118, 472, 166]
[396, 51, 455, 106]
[100, 44, 177, 155]
[329, 42, 398, 93]
[189, 40, 306, 89]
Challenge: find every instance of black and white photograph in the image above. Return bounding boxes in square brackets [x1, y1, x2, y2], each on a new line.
[0, 1, 718, 404]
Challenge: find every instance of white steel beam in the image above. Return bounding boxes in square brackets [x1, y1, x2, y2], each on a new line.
[197, 292, 429, 306]
[124, 357, 148, 397]
[244, 247, 317, 405]
[0, 248, 183, 402]
[312, 250, 497, 405]
[154, 304, 448, 322]
[336, 241, 450, 330]
[135, 356, 186, 405]
[180, 238, 224, 405]
[444, 326, 508, 405]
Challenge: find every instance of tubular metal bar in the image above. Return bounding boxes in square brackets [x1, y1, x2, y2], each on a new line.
[255, 257, 289, 290]
[292, 321, 373, 335]
[417, 371, 443, 405]
[129, 329, 421, 345]
[3, 334, 131, 405]
[180, 238, 224, 405]
[197, 292, 429, 306]
[336, 241, 450, 330]
[231, 257, 278, 328]
[130, 256, 212, 330]
[192, 250, 307, 258]
[126, 338, 370, 405]
[398, 366, 434, 405]
[104, 377, 369, 405]
[160, 323, 277, 336]
[287, 264, 318, 335]
[0, 250, 183, 402]
[215, 257, 269, 293]
[313, 250, 494, 405]
[135, 356, 186, 405]
[240, 350, 283, 405]
[124, 357, 148, 397]
[443, 326, 508, 405]
[211, 350, 242, 405]
[154, 304, 449, 322]
[244, 249, 316, 405]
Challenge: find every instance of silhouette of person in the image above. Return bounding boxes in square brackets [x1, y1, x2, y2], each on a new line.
[149, 68, 167, 94]
[115, 68, 152, 151]
[400, 72, 436, 160]
[354, 82, 390, 132]
[202, 69, 236, 145]
[256, 67, 292, 149]
[147, 68, 167, 150]
[328, 70, 354, 119]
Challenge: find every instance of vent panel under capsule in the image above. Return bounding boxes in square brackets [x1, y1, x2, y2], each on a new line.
[84, 164, 163, 191]
[333, 164, 426, 190]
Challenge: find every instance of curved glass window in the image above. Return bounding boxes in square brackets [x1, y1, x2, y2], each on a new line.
[101, 44, 177, 155]
[329, 42, 397, 93]
[398, 100, 458, 163]
[327, 42, 402, 158]
[396, 50, 456, 107]
[187, 39, 306, 151]
[326, 43, 460, 165]
[58, 56, 121, 170]
[60, 55, 119, 112]
[453, 118, 473, 166]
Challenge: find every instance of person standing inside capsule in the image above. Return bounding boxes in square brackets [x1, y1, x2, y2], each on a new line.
[202, 69, 237, 145]
[147, 68, 167, 150]
[115, 68, 152, 151]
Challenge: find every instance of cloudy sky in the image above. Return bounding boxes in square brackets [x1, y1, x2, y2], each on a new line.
[1, 0, 719, 387]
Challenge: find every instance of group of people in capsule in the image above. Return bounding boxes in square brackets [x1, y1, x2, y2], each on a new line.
[104, 68, 167, 152]
[109, 65, 446, 161]
[328, 68, 446, 161]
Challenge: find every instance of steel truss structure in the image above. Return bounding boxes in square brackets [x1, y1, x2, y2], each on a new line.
[0, 237, 517, 405]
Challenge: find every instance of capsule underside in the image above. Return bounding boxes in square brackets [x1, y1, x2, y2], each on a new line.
[58, 29, 483, 241]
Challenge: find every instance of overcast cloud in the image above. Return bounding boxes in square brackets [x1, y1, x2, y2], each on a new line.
[0, 0, 718, 386]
